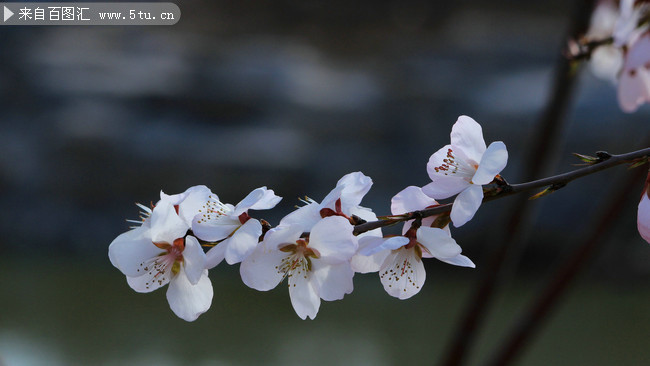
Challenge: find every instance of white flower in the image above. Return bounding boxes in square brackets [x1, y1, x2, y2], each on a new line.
[192, 187, 282, 267]
[279, 172, 383, 273]
[638, 173, 650, 244]
[109, 200, 212, 322]
[240, 216, 357, 320]
[159, 185, 213, 226]
[360, 186, 474, 299]
[618, 33, 650, 113]
[422, 116, 508, 227]
[280, 172, 374, 227]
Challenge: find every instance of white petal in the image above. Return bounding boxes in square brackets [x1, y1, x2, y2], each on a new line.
[437, 254, 476, 268]
[177, 186, 213, 226]
[350, 250, 389, 273]
[205, 241, 227, 269]
[450, 184, 484, 227]
[108, 226, 158, 276]
[319, 185, 345, 212]
[450, 115, 486, 164]
[311, 261, 354, 301]
[166, 269, 213, 322]
[379, 249, 426, 300]
[638, 191, 650, 244]
[262, 224, 303, 251]
[240, 243, 287, 291]
[126, 263, 172, 293]
[192, 215, 241, 242]
[224, 219, 263, 264]
[335, 172, 373, 213]
[248, 188, 282, 211]
[472, 141, 508, 185]
[182, 236, 207, 285]
[422, 174, 470, 200]
[308, 216, 357, 263]
[586, 0, 618, 40]
[149, 201, 189, 243]
[416, 227, 462, 258]
[391, 186, 438, 215]
[360, 236, 409, 256]
[590, 46, 623, 83]
[288, 270, 320, 320]
[233, 187, 282, 216]
[279, 202, 322, 231]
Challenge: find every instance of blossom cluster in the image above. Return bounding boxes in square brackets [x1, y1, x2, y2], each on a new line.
[108, 116, 510, 321]
[583, 0, 650, 112]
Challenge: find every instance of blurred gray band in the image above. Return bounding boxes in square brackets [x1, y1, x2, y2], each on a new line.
[2, 2, 180, 25]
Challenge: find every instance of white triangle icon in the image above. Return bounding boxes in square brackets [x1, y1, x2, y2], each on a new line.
[4, 6, 13, 22]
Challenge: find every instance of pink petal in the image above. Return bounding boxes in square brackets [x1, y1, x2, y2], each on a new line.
[638, 191, 650, 244]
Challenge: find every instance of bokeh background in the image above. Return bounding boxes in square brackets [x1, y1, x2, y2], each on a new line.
[1, 0, 650, 365]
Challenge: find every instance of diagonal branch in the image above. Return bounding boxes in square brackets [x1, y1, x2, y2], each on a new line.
[352, 147, 650, 235]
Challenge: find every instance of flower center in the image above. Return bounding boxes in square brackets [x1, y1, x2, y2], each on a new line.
[276, 239, 321, 280]
[196, 195, 232, 224]
[137, 238, 185, 290]
[432, 148, 477, 179]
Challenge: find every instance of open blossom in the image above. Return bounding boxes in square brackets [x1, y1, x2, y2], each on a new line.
[240, 216, 357, 319]
[360, 186, 474, 299]
[638, 173, 650, 244]
[279, 172, 383, 272]
[422, 115, 508, 227]
[192, 187, 282, 267]
[618, 33, 650, 113]
[109, 200, 212, 322]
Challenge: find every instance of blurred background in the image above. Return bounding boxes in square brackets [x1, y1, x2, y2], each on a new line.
[1, 0, 650, 365]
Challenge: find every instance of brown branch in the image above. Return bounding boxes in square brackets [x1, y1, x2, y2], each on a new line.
[352, 148, 650, 235]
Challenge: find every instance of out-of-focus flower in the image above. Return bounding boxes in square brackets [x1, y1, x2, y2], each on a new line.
[584, 0, 650, 111]
[613, 0, 648, 47]
[618, 33, 650, 112]
[240, 216, 357, 319]
[638, 172, 650, 244]
[422, 115, 508, 227]
[109, 200, 212, 322]
[192, 187, 281, 267]
[359, 186, 474, 299]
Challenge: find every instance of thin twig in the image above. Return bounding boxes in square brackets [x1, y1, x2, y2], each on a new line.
[352, 147, 650, 235]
